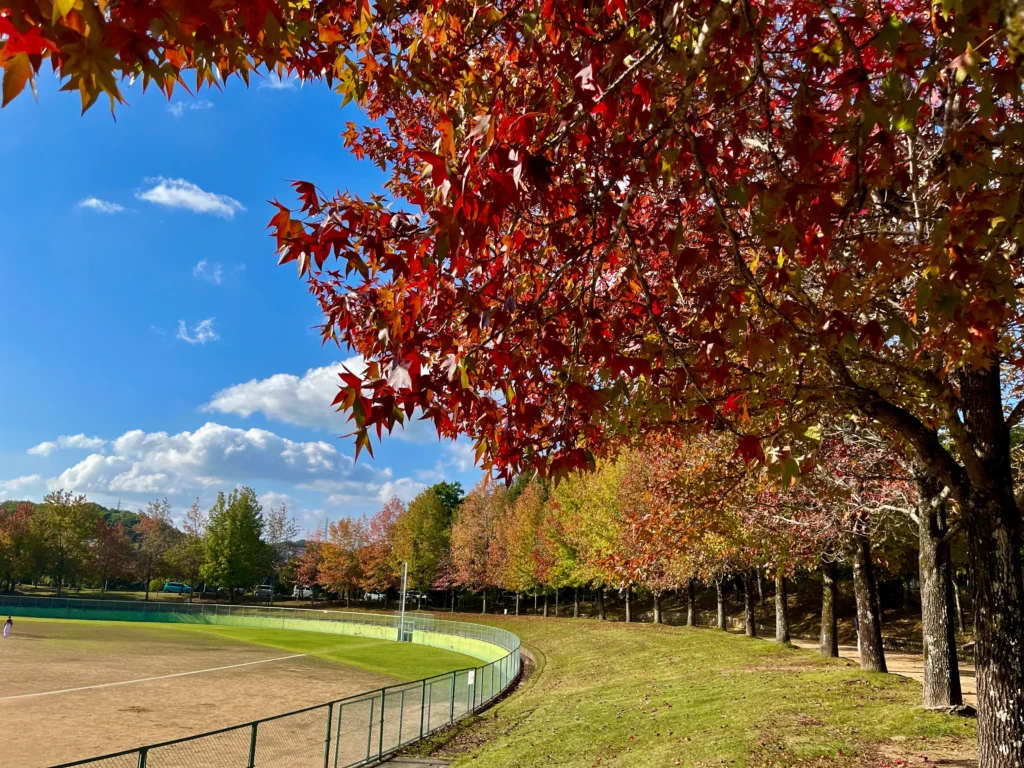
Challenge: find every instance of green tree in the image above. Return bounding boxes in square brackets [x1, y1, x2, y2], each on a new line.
[38, 490, 99, 597]
[202, 488, 272, 603]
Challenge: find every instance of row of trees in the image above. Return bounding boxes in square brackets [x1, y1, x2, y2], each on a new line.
[9, 0, 1024, 762]
[296, 426, 967, 715]
[0, 488, 298, 603]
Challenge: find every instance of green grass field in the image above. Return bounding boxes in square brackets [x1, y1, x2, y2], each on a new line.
[12, 616, 479, 680]
[411, 616, 976, 767]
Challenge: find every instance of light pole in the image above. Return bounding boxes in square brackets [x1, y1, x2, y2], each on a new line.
[399, 561, 409, 642]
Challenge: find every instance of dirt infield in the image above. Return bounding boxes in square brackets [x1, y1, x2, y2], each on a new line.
[0, 619, 399, 767]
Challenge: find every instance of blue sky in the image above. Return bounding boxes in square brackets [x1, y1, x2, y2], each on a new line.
[0, 73, 481, 530]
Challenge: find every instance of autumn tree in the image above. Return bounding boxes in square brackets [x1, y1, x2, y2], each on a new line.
[319, 517, 365, 606]
[451, 480, 507, 613]
[0, 503, 40, 593]
[88, 518, 133, 598]
[493, 480, 547, 615]
[358, 498, 402, 598]
[11, 0, 1024, 760]
[135, 499, 180, 602]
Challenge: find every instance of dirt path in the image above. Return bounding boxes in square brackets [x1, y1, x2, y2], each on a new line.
[790, 637, 977, 706]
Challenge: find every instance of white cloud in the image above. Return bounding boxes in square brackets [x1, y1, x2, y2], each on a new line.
[48, 423, 353, 498]
[376, 478, 426, 503]
[77, 197, 124, 214]
[177, 318, 219, 345]
[28, 434, 107, 457]
[168, 99, 214, 118]
[446, 439, 478, 472]
[202, 358, 438, 441]
[259, 73, 298, 90]
[0, 474, 44, 499]
[136, 177, 245, 218]
[193, 260, 224, 285]
[319, 476, 425, 507]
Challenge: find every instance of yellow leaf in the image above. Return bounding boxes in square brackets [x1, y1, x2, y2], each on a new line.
[2, 53, 32, 108]
[54, 0, 77, 20]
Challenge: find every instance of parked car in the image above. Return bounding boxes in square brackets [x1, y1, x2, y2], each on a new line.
[363, 591, 386, 602]
[161, 582, 191, 594]
[292, 585, 313, 599]
[253, 585, 274, 598]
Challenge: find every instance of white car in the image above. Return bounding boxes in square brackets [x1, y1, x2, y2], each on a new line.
[292, 585, 313, 599]
[253, 585, 274, 598]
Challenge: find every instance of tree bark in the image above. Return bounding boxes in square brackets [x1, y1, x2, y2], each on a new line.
[915, 468, 963, 709]
[820, 559, 839, 658]
[957, 364, 1024, 767]
[482, 592, 486, 614]
[534, 592, 538, 613]
[653, 592, 662, 624]
[851, 533, 887, 673]
[715, 579, 726, 631]
[625, 584, 632, 623]
[574, 587, 579, 618]
[743, 569, 757, 637]
[757, 570, 765, 606]
[598, 588, 606, 620]
[515, 592, 520, 615]
[685, 580, 695, 627]
[775, 571, 790, 644]
[543, 592, 549, 618]
[555, 587, 559, 617]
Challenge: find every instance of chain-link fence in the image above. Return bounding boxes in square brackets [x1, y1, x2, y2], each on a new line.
[0, 596, 520, 768]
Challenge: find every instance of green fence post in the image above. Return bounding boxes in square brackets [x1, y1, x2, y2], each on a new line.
[397, 689, 405, 745]
[365, 698, 376, 761]
[137, 747, 148, 768]
[332, 702, 344, 768]
[377, 689, 386, 759]
[323, 703, 333, 768]
[449, 672, 456, 724]
[248, 722, 258, 768]
[419, 679, 426, 739]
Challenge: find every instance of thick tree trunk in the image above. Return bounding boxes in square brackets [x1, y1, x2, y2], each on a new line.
[775, 571, 790, 644]
[915, 469, 963, 709]
[598, 588, 606, 620]
[757, 570, 765, 606]
[851, 533, 887, 673]
[743, 569, 757, 637]
[820, 560, 839, 658]
[685, 580, 696, 627]
[625, 585, 632, 623]
[957, 364, 1024, 767]
[715, 579, 726, 631]
[543, 592, 549, 618]
[574, 587, 579, 618]
[653, 592, 662, 624]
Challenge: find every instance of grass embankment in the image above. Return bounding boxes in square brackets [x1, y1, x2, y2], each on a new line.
[412, 615, 976, 767]
[14, 617, 478, 681]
